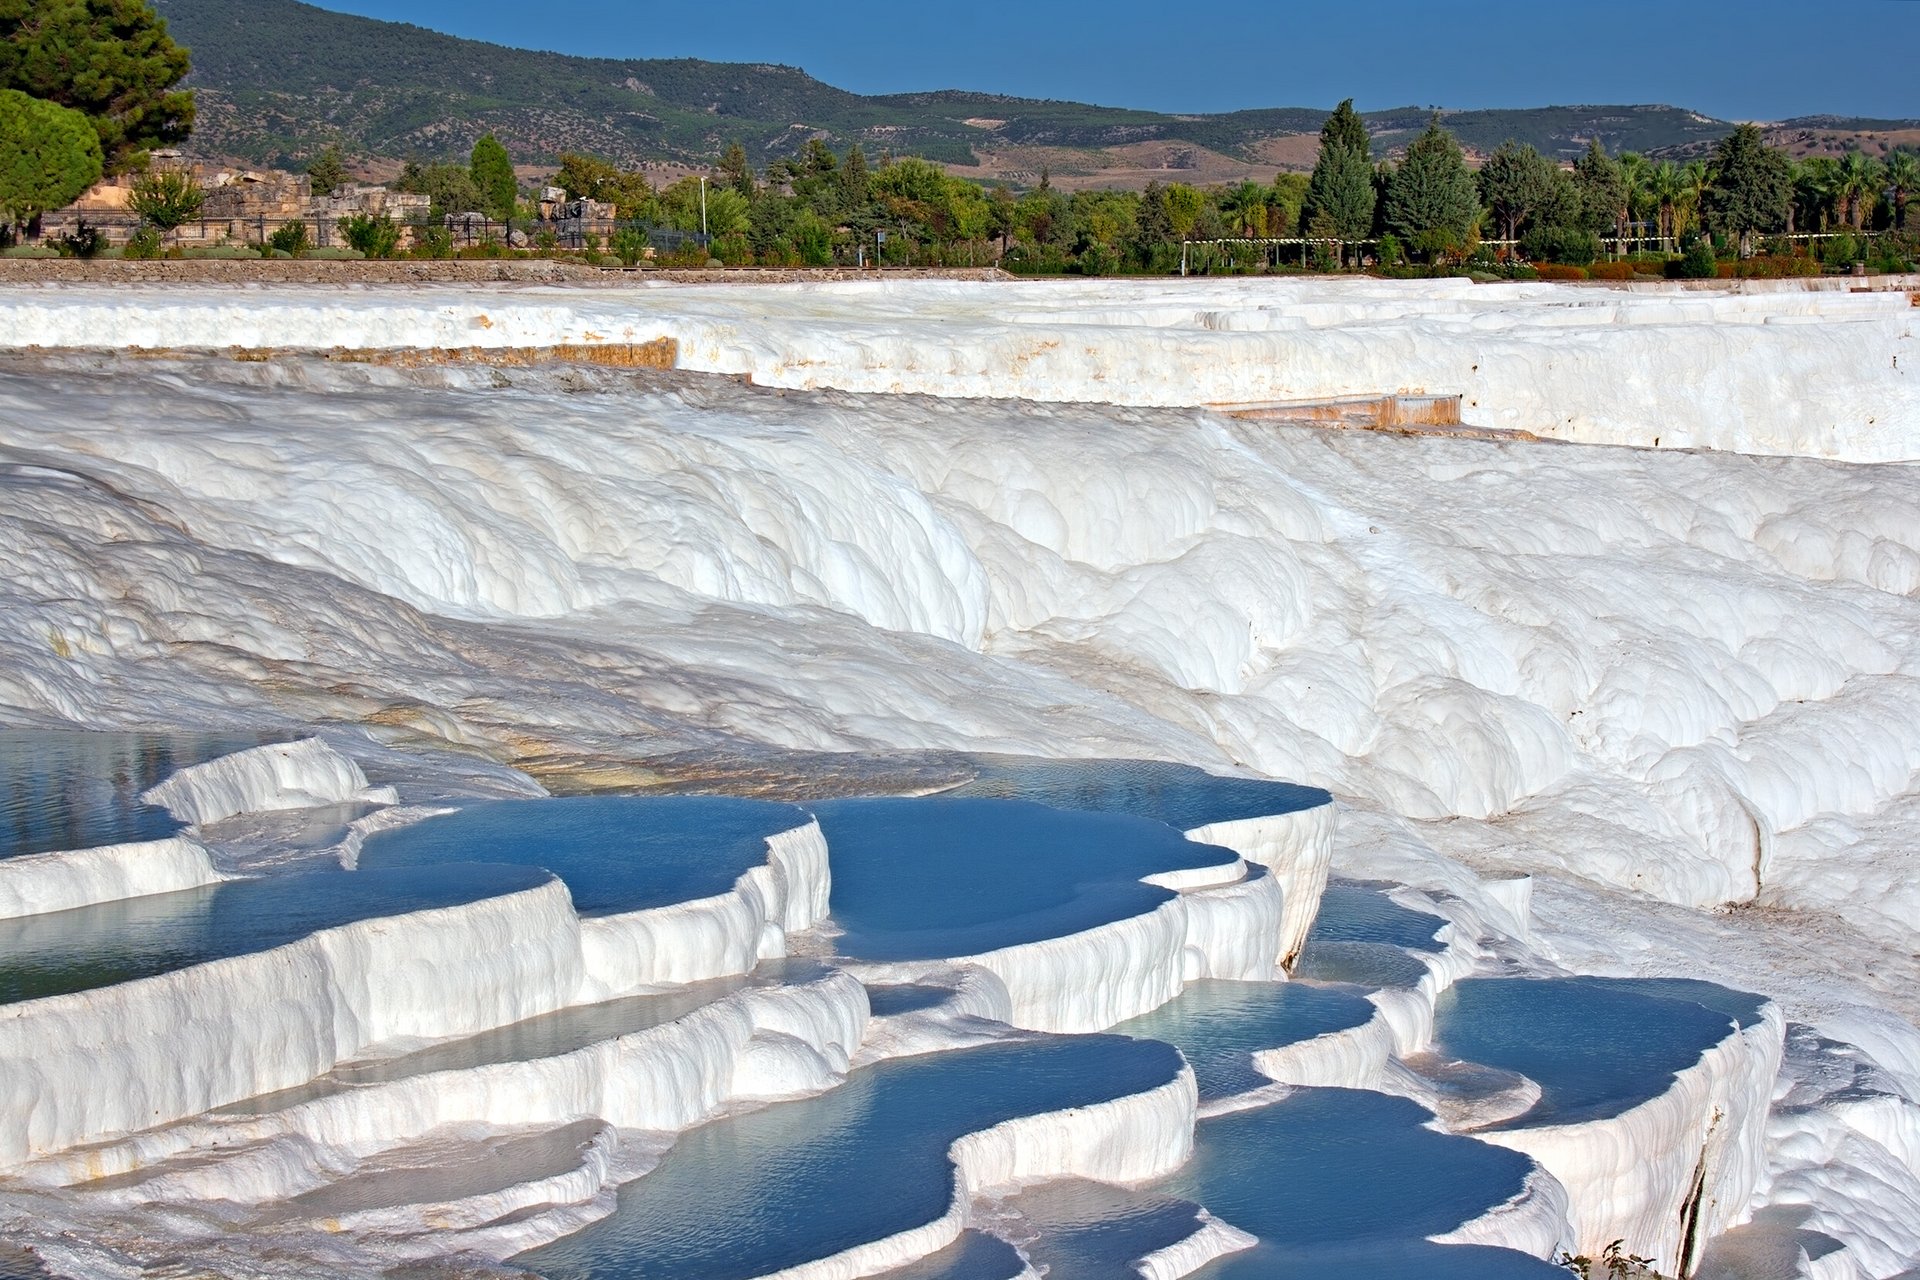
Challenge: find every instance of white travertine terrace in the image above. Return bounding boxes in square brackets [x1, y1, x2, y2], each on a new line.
[0, 274, 1916, 1277]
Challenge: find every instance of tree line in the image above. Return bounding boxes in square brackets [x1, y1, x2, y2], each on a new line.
[374, 104, 1911, 276]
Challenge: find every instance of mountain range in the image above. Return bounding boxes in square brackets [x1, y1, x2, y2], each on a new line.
[153, 0, 1920, 188]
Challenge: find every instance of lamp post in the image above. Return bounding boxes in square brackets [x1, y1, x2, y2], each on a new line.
[698, 175, 708, 242]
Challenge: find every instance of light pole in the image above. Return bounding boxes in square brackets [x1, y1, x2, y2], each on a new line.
[698, 175, 708, 242]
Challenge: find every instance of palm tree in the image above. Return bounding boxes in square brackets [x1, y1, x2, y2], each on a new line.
[1221, 182, 1270, 239]
[1648, 161, 1684, 252]
[1884, 150, 1919, 232]
[1678, 160, 1711, 241]
[1837, 150, 1884, 230]
[1797, 156, 1842, 232]
[1619, 153, 1650, 252]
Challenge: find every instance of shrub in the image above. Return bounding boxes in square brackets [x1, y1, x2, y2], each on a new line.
[1, 244, 60, 258]
[1818, 232, 1865, 270]
[1585, 260, 1635, 281]
[1533, 262, 1589, 281]
[266, 221, 310, 256]
[1521, 225, 1601, 266]
[128, 170, 204, 230]
[123, 225, 163, 259]
[1675, 237, 1718, 279]
[610, 225, 648, 267]
[338, 212, 400, 259]
[53, 220, 106, 258]
[410, 225, 454, 259]
[303, 246, 366, 260]
[181, 244, 259, 259]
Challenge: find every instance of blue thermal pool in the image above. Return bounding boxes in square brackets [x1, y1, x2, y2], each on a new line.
[1162, 1089, 1566, 1280]
[1291, 940, 1432, 989]
[1112, 979, 1375, 1100]
[1306, 880, 1447, 952]
[516, 1034, 1184, 1280]
[1008, 1179, 1219, 1280]
[1432, 976, 1768, 1127]
[0, 728, 277, 858]
[945, 756, 1329, 832]
[815, 796, 1239, 962]
[868, 1231, 1029, 1280]
[0, 863, 551, 1005]
[358, 795, 810, 916]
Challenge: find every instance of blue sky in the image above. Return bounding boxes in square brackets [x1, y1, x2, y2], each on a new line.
[319, 0, 1919, 121]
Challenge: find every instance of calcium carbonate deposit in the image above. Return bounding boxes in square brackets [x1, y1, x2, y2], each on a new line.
[0, 277, 1915, 1279]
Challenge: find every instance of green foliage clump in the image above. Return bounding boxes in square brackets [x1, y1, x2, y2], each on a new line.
[181, 243, 258, 259]
[306, 144, 347, 195]
[266, 220, 309, 255]
[302, 246, 365, 260]
[1478, 140, 1558, 243]
[54, 219, 106, 257]
[338, 211, 400, 258]
[1675, 235, 1718, 279]
[0, 89, 105, 232]
[394, 160, 483, 217]
[469, 133, 516, 221]
[1703, 124, 1792, 253]
[0, 0, 193, 175]
[128, 168, 203, 229]
[123, 223, 161, 257]
[610, 225, 648, 266]
[1520, 225, 1601, 266]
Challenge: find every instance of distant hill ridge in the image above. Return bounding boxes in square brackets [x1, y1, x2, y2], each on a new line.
[153, 0, 1916, 183]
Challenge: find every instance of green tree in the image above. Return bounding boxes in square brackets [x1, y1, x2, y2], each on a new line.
[790, 207, 833, 265]
[1133, 179, 1173, 261]
[839, 144, 870, 215]
[0, 0, 192, 175]
[306, 144, 347, 196]
[717, 141, 755, 198]
[1164, 182, 1204, 239]
[1477, 140, 1557, 243]
[468, 133, 516, 221]
[1572, 139, 1627, 244]
[127, 166, 201, 229]
[395, 160, 483, 218]
[0, 88, 103, 233]
[1302, 98, 1375, 256]
[1383, 118, 1479, 257]
[1647, 160, 1685, 251]
[610, 225, 647, 266]
[1703, 124, 1792, 256]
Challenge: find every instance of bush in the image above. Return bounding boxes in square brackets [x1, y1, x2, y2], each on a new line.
[1818, 233, 1865, 270]
[123, 225, 163, 259]
[410, 225, 454, 259]
[1675, 237, 1718, 279]
[1533, 262, 1589, 281]
[1585, 260, 1635, 281]
[1520, 225, 1601, 266]
[338, 212, 401, 259]
[264, 248, 293, 260]
[1870, 234, 1917, 274]
[266, 221, 310, 255]
[610, 226, 648, 267]
[53, 221, 106, 258]
[1, 244, 60, 258]
[303, 246, 366, 260]
[181, 244, 260, 259]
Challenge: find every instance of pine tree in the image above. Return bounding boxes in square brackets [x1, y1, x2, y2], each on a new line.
[718, 142, 755, 199]
[1703, 124, 1793, 256]
[0, 89, 104, 233]
[307, 144, 348, 196]
[1302, 99, 1377, 258]
[0, 0, 193, 175]
[1478, 140, 1557, 243]
[1383, 118, 1479, 257]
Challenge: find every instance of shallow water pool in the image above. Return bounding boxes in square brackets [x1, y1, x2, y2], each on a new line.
[944, 756, 1328, 832]
[0, 862, 550, 1005]
[816, 796, 1239, 962]
[0, 728, 277, 858]
[1112, 979, 1375, 1100]
[517, 1033, 1184, 1280]
[1432, 976, 1768, 1127]
[358, 795, 810, 916]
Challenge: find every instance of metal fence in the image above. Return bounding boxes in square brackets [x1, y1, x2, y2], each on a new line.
[30, 209, 712, 257]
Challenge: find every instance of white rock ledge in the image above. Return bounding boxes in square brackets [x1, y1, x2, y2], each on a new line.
[140, 737, 397, 826]
[0, 835, 220, 921]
